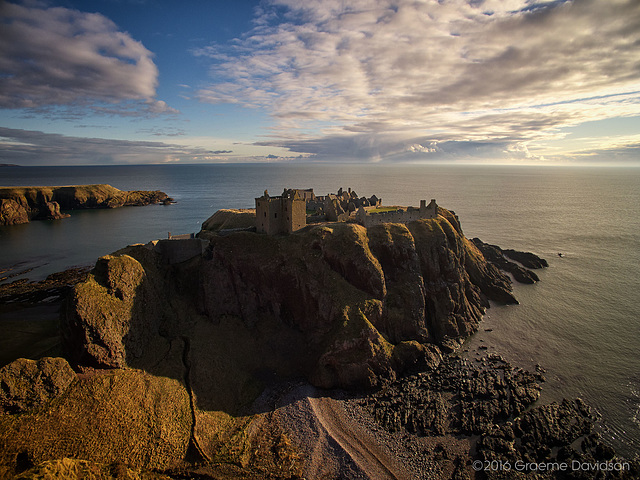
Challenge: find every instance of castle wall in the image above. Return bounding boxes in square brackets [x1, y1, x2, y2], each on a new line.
[286, 196, 307, 233]
[306, 199, 324, 212]
[291, 189, 315, 201]
[255, 195, 306, 235]
[154, 238, 207, 264]
[357, 199, 438, 228]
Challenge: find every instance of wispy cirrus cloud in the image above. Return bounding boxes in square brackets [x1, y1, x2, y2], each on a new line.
[0, 2, 176, 116]
[0, 127, 231, 165]
[195, 0, 640, 162]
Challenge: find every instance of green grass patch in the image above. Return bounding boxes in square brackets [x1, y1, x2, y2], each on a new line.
[368, 206, 398, 213]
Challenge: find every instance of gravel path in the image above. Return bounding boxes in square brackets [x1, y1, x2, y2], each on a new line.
[254, 382, 469, 480]
[308, 394, 410, 480]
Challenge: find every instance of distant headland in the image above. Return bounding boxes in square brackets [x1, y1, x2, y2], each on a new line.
[0, 184, 171, 226]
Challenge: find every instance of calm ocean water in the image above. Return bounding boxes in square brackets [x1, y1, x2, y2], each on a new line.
[1, 163, 639, 459]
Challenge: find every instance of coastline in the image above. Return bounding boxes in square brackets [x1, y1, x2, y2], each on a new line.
[0, 184, 170, 226]
[1, 211, 638, 478]
[1, 268, 636, 479]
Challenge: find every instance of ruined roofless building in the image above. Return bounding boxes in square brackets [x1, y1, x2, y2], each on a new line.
[356, 199, 439, 228]
[255, 189, 306, 235]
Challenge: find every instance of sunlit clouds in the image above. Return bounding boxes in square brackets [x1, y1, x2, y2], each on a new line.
[1, 0, 639, 164]
[0, 2, 174, 115]
[195, 0, 640, 162]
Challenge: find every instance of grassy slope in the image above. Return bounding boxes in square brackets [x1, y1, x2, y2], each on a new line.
[200, 209, 257, 232]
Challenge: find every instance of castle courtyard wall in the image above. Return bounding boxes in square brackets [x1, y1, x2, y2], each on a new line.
[357, 200, 438, 228]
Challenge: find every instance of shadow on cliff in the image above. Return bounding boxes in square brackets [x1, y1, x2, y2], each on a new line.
[61, 213, 524, 418]
[60, 245, 306, 417]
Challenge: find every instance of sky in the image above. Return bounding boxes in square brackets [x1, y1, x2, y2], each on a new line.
[0, 0, 639, 165]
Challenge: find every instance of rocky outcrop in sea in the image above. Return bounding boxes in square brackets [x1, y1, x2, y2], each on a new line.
[0, 184, 169, 226]
[61, 208, 518, 390]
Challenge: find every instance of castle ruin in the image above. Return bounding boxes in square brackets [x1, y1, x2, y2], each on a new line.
[356, 199, 438, 228]
[255, 187, 438, 235]
[255, 189, 306, 235]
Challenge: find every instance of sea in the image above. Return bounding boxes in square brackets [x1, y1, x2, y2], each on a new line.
[1, 163, 639, 460]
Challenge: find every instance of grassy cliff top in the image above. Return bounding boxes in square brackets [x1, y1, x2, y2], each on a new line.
[201, 209, 257, 232]
[0, 184, 123, 196]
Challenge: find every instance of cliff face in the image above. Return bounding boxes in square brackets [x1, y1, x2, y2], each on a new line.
[1, 209, 572, 478]
[63, 210, 516, 392]
[0, 185, 168, 226]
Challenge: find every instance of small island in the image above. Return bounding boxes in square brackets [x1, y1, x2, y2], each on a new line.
[0, 184, 170, 226]
[0, 187, 636, 479]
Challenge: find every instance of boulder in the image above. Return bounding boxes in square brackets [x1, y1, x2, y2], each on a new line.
[502, 248, 549, 269]
[0, 357, 76, 414]
[471, 238, 545, 284]
[62, 251, 164, 369]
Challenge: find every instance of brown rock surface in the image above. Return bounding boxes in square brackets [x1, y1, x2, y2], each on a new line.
[62, 210, 518, 391]
[62, 251, 164, 369]
[0, 185, 168, 226]
[200, 208, 256, 232]
[0, 369, 191, 477]
[0, 198, 29, 225]
[0, 357, 76, 414]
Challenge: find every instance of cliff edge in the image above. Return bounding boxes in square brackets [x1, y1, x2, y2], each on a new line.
[3, 207, 635, 480]
[0, 184, 168, 226]
[62, 208, 516, 392]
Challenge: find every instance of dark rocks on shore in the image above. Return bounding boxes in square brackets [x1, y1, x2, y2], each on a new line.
[476, 397, 639, 479]
[503, 248, 549, 269]
[361, 355, 541, 438]
[0, 266, 92, 369]
[363, 355, 639, 479]
[0, 267, 91, 306]
[471, 238, 546, 284]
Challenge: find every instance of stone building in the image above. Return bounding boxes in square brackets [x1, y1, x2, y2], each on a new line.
[356, 199, 438, 228]
[288, 188, 315, 201]
[255, 189, 306, 235]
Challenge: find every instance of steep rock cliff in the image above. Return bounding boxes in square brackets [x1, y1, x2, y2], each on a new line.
[62, 210, 516, 392]
[62, 251, 165, 369]
[0, 185, 168, 226]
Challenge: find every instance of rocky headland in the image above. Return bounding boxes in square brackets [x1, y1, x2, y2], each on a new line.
[0, 184, 170, 226]
[0, 207, 636, 479]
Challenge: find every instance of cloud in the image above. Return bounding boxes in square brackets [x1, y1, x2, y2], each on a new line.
[0, 127, 231, 165]
[0, 2, 174, 115]
[196, 0, 640, 161]
[136, 127, 187, 137]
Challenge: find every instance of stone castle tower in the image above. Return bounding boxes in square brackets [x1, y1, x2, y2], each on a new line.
[255, 189, 306, 235]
